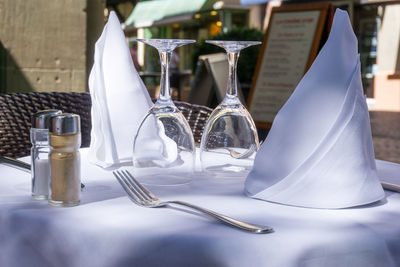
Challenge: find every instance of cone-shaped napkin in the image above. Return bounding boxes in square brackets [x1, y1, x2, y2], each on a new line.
[88, 11, 153, 168]
[245, 9, 385, 209]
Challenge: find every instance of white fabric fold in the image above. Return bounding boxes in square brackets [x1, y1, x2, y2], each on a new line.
[88, 11, 153, 168]
[244, 9, 385, 209]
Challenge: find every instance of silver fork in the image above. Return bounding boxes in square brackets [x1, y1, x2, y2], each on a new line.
[113, 170, 273, 234]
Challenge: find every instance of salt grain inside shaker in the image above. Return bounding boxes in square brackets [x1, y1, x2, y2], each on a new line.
[48, 113, 81, 207]
[31, 109, 62, 200]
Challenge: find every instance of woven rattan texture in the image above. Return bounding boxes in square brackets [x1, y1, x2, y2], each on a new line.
[0, 92, 92, 158]
[1, 93, 212, 158]
[173, 100, 213, 144]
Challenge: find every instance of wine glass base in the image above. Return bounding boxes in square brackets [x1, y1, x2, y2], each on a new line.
[200, 148, 255, 179]
[202, 164, 252, 179]
[137, 174, 192, 186]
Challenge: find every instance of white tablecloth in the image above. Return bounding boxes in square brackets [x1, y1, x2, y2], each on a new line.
[1, 148, 400, 267]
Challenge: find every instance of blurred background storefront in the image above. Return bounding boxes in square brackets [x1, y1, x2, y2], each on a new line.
[1, 0, 399, 107]
[123, 0, 259, 71]
[118, 0, 400, 112]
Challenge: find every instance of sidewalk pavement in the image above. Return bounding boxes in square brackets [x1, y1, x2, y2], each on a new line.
[370, 111, 400, 164]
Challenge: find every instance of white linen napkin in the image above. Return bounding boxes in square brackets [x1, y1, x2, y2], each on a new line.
[244, 9, 385, 209]
[88, 11, 153, 168]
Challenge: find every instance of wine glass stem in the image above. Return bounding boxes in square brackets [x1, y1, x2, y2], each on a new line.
[159, 51, 171, 101]
[227, 51, 239, 98]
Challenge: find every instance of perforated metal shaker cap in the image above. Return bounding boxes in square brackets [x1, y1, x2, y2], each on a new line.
[49, 113, 81, 135]
[31, 110, 62, 129]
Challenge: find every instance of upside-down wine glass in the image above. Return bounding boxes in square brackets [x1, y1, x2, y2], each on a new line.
[132, 39, 196, 186]
[200, 40, 261, 177]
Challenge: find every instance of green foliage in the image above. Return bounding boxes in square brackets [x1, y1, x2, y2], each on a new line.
[191, 27, 264, 83]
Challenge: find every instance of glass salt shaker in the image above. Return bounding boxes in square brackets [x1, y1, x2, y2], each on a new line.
[48, 113, 81, 207]
[31, 109, 62, 200]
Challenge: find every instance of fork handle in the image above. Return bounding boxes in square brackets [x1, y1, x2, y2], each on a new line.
[166, 200, 273, 234]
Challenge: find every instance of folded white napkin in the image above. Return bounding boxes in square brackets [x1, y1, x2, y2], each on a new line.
[244, 9, 385, 209]
[88, 11, 153, 168]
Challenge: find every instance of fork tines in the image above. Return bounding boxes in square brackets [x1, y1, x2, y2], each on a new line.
[113, 170, 156, 205]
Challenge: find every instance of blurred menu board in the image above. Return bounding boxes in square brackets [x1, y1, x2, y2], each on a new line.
[248, 3, 332, 128]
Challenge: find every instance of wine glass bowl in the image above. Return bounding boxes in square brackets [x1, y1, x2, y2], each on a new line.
[200, 40, 261, 177]
[132, 39, 196, 186]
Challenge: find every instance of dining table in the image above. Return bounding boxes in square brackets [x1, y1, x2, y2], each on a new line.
[1, 148, 400, 267]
